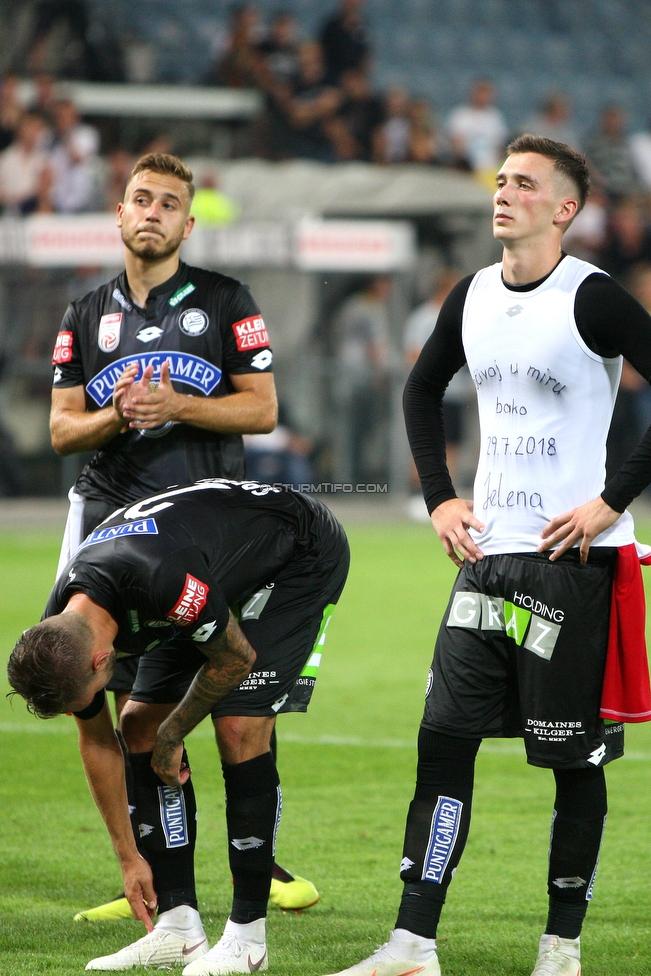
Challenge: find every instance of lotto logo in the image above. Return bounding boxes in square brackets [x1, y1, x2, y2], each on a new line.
[52, 331, 73, 364]
[167, 574, 209, 625]
[232, 315, 269, 351]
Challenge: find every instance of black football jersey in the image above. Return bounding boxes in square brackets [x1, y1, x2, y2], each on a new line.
[52, 262, 273, 507]
[46, 479, 330, 659]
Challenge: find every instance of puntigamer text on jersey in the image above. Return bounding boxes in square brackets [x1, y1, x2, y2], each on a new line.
[87, 352, 223, 407]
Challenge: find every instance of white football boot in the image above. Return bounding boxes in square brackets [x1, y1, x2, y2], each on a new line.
[182, 918, 267, 976]
[85, 905, 208, 970]
[530, 934, 581, 976]
[322, 928, 441, 976]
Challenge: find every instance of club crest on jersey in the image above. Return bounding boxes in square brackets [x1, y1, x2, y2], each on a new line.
[179, 308, 209, 336]
[98, 313, 122, 353]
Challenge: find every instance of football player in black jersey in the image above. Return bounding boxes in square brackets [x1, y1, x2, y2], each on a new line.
[49, 154, 316, 918]
[8, 479, 350, 974]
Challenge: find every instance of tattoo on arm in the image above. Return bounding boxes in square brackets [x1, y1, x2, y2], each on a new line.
[155, 611, 255, 761]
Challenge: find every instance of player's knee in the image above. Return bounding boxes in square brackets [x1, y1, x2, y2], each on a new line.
[120, 702, 172, 753]
[418, 727, 481, 764]
[214, 715, 274, 764]
[553, 766, 607, 819]
[113, 690, 131, 722]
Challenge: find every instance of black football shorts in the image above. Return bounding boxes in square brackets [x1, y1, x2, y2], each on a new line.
[422, 549, 624, 769]
[129, 515, 349, 717]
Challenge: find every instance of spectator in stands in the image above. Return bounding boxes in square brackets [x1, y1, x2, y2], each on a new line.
[629, 117, 651, 192]
[0, 320, 25, 497]
[26, 0, 94, 79]
[245, 404, 315, 490]
[207, 3, 264, 89]
[0, 418, 24, 496]
[605, 357, 648, 482]
[319, 0, 370, 85]
[191, 172, 239, 225]
[0, 112, 52, 215]
[256, 11, 301, 159]
[257, 10, 300, 86]
[522, 93, 580, 149]
[140, 133, 175, 156]
[333, 274, 393, 484]
[628, 261, 651, 319]
[562, 188, 608, 264]
[448, 78, 508, 186]
[0, 74, 23, 152]
[331, 67, 384, 161]
[598, 197, 651, 280]
[32, 72, 58, 126]
[404, 269, 468, 488]
[103, 148, 134, 212]
[584, 105, 641, 200]
[373, 85, 411, 164]
[285, 42, 341, 162]
[404, 269, 462, 365]
[49, 98, 100, 212]
[626, 262, 651, 446]
[406, 98, 447, 166]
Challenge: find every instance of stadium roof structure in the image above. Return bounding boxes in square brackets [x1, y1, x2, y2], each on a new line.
[190, 160, 494, 222]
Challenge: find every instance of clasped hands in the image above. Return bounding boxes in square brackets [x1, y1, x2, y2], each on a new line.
[112, 362, 181, 430]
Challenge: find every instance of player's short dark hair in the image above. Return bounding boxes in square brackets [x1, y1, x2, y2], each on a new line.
[7, 615, 94, 719]
[127, 152, 195, 202]
[506, 133, 590, 212]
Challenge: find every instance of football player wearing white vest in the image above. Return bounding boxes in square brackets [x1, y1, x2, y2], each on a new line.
[50, 153, 318, 921]
[325, 134, 651, 976]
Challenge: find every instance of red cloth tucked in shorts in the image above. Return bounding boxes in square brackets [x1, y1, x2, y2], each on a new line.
[600, 542, 651, 723]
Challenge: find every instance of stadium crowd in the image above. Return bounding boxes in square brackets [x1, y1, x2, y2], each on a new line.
[4, 0, 651, 497]
[4, 2, 651, 200]
[0, 0, 651, 233]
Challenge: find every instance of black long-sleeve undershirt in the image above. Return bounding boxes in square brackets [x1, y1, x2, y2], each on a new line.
[403, 263, 651, 515]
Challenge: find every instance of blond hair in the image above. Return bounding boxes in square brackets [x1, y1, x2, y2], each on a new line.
[127, 153, 195, 202]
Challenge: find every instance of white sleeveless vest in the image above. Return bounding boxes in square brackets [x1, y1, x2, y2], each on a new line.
[462, 255, 635, 554]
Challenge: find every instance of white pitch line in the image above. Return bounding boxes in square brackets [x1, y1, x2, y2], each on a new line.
[1, 722, 650, 761]
[0, 721, 76, 735]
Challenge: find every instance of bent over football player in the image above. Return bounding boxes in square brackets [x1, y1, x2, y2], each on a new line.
[9, 479, 349, 974]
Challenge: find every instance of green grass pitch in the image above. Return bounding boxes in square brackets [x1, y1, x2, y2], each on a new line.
[1, 523, 651, 975]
